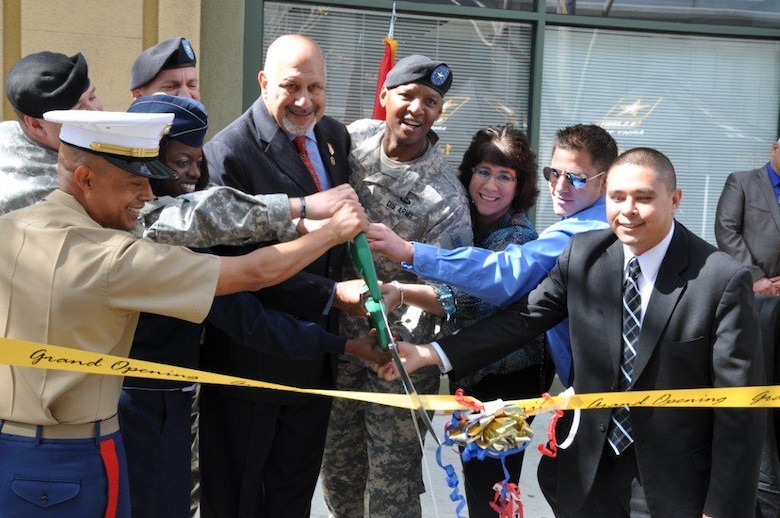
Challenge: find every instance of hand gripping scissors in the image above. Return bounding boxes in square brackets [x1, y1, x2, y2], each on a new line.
[348, 233, 441, 445]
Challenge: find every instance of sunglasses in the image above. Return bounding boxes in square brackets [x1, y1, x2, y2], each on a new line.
[472, 166, 517, 185]
[542, 167, 606, 189]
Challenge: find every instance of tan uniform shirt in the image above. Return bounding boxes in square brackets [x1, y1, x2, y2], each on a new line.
[0, 189, 221, 425]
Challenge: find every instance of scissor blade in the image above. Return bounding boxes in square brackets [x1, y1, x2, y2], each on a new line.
[389, 342, 441, 445]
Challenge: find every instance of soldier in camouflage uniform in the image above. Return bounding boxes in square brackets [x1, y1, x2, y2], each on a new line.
[321, 55, 473, 518]
[1, 51, 102, 214]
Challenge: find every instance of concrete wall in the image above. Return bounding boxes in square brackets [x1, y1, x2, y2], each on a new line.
[199, 0, 247, 137]
[1, 0, 246, 136]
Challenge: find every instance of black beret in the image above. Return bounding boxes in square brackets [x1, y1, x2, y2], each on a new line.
[130, 37, 197, 91]
[128, 94, 208, 148]
[384, 54, 453, 97]
[5, 51, 90, 118]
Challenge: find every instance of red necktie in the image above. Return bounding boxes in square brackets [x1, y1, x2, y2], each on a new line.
[294, 136, 322, 191]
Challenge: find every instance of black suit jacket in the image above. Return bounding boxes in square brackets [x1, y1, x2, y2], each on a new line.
[201, 99, 351, 403]
[440, 222, 765, 517]
[715, 166, 780, 281]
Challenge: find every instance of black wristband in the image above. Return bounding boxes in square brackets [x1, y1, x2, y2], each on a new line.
[300, 196, 307, 219]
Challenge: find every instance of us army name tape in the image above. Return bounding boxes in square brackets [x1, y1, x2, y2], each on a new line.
[2, 336, 778, 414]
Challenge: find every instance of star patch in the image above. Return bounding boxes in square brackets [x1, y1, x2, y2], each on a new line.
[430, 65, 450, 87]
[182, 39, 195, 61]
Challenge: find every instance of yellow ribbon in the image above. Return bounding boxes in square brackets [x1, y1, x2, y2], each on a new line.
[2, 336, 780, 413]
[0, 337, 466, 411]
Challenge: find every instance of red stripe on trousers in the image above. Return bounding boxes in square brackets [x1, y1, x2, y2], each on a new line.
[99, 437, 120, 518]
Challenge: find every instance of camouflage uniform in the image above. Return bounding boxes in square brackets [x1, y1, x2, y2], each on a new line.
[321, 119, 473, 518]
[0, 121, 60, 215]
[0, 119, 297, 246]
[135, 188, 298, 246]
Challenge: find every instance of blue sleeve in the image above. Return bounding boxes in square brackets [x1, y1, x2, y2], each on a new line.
[207, 291, 345, 360]
[407, 218, 609, 307]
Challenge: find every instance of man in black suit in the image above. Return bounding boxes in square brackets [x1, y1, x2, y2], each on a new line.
[199, 34, 357, 517]
[716, 139, 780, 517]
[715, 137, 780, 296]
[384, 148, 766, 517]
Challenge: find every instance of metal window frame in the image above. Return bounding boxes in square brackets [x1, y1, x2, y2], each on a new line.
[243, 0, 780, 149]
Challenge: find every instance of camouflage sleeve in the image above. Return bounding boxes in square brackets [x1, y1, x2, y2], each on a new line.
[137, 186, 298, 247]
[425, 194, 474, 250]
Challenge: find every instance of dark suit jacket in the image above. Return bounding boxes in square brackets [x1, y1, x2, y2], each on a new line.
[440, 222, 765, 517]
[201, 99, 351, 403]
[715, 166, 780, 281]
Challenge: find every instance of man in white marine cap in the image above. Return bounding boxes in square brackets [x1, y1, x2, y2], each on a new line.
[0, 110, 370, 517]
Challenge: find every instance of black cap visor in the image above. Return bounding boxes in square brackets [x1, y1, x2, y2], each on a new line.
[102, 155, 178, 180]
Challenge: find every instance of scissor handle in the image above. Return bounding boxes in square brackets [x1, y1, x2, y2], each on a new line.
[348, 233, 392, 351]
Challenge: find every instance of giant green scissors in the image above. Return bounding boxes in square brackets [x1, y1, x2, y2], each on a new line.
[348, 233, 440, 445]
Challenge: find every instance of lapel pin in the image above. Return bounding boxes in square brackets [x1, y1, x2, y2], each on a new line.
[328, 143, 336, 165]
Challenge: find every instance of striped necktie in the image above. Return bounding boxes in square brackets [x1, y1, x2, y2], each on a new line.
[608, 256, 642, 454]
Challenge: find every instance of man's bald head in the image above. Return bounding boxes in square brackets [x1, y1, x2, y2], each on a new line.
[258, 34, 327, 136]
[263, 34, 326, 82]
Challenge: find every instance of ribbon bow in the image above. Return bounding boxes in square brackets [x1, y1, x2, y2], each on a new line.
[436, 394, 534, 518]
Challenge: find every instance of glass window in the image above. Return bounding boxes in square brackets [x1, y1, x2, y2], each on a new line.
[263, 2, 533, 162]
[402, 0, 535, 11]
[546, 0, 780, 28]
[537, 26, 780, 244]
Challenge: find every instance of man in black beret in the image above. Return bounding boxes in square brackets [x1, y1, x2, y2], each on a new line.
[0, 51, 102, 214]
[320, 53, 473, 518]
[130, 37, 200, 100]
[383, 53, 454, 97]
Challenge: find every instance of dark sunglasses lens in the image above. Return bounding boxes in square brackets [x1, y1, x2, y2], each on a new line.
[544, 167, 588, 189]
[569, 174, 587, 189]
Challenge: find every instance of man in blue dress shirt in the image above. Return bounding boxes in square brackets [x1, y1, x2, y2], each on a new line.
[370, 124, 618, 385]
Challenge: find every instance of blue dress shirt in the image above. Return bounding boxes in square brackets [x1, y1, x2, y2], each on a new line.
[407, 197, 609, 385]
[767, 161, 780, 203]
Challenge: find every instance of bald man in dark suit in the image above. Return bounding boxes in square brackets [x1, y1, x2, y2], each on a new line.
[199, 34, 354, 518]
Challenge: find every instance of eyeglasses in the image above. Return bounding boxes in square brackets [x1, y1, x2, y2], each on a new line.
[472, 167, 517, 185]
[543, 167, 606, 189]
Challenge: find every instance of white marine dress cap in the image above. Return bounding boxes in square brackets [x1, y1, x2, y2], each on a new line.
[43, 110, 177, 180]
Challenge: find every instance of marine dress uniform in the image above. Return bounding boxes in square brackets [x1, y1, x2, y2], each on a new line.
[0, 111, 221, 517]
